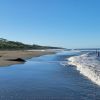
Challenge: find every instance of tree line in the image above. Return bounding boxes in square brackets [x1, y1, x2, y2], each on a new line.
[0, 38, 62, 50]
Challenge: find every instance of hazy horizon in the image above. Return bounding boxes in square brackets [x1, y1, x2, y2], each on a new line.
[0, 0, 100, 48]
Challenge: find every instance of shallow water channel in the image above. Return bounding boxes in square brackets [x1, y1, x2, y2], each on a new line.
[0, 51, 99, 100]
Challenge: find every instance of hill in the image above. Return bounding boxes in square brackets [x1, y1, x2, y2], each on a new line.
[0, 38, 63, 50]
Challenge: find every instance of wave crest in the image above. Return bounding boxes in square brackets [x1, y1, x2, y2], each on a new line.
[68, 53, 100, 86]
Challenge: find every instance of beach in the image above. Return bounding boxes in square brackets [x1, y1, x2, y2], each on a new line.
[0, 50, 55, 67]
[0, 51, 99, 100]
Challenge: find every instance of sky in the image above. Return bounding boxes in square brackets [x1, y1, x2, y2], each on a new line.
[0, 0, 100, 48]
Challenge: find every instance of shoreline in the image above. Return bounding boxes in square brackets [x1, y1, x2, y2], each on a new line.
[0, 50, 55, 67]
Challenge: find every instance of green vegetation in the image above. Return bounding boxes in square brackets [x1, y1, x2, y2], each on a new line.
[0, 38, 62, 50]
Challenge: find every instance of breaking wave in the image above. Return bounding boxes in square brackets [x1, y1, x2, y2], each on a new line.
[68, 52, 100, 86]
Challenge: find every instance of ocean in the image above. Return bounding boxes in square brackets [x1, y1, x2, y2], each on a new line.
[0, 50, 99, 100]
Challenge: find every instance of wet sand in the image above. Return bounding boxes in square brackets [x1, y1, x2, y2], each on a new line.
[0, 50, 55, 67]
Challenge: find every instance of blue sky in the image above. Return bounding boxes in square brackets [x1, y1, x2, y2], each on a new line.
[0, 0, 100, 48]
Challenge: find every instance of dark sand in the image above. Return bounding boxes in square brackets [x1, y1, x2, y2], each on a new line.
[0, 50, 55, 67]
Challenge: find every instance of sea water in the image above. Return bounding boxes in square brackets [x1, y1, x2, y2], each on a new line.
[0, 51, 99, 100]
[68, 51, 100, 86]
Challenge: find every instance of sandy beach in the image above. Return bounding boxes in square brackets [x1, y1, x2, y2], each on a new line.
[0, 50, 55, 67]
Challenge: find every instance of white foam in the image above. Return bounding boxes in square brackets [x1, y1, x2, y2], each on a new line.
[68, 53, 100, 86]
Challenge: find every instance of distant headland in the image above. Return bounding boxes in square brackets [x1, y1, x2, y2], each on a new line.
[0, 38, 63, 50]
